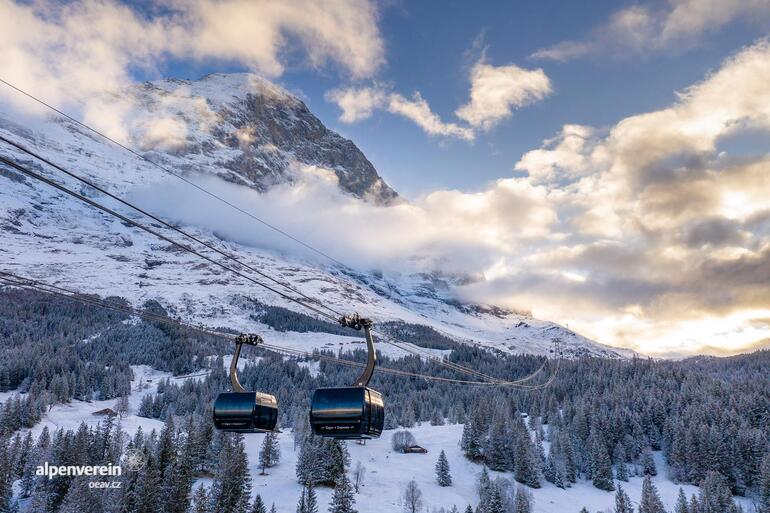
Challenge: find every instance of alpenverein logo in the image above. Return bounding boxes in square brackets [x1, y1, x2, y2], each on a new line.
[35, 462, 122, 479]
[123, 448, 147, 472]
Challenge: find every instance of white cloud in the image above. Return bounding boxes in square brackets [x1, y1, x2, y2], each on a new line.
[532, 0, 770, 60]
[455, 61, 552, 130]
[324, 86, 386, 123]
[326, 59, 551, 139]
[387, 92, 475, 141]
[34, 37, 766, 357]
[0, 0, 384, 139]
[326, 86, 475, 140]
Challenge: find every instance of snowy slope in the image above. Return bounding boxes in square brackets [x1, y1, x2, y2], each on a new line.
[15, 370, 751, 513]
[0, 73, 629, 360]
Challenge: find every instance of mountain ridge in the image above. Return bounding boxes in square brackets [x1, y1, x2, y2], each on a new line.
[0, 72, 629, 360]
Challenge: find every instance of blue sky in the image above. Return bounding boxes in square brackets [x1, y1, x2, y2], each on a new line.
[154, 0, 769, 197]
[3, 0, 770, 356]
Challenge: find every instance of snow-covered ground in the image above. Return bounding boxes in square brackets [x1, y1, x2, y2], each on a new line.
[24, 365, 170, 438]
[0, 74, 630, 361]
[243, 423, 755, 513]
[6, 362, 752, 513]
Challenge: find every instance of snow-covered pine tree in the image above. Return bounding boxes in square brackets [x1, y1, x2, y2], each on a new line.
[259, 432, 280, 474]
[513, 487, 533, 513]
[638, 475, 666, 513]
[486, 484, 505, 513]
[329, 472, 357, 513]
[296, 488, 307, 513]
[674, 488, 689, 513]
[486, 415, 512, 471]
[699, 471, 741, 513]
[613, 442, 629, 482]
[476, 467, 492, 512]
[759, 452, 770, 513]
[191, 485, 210, 513]
[430, 408, 445, 426]
[614, 484, 633, 513]
[252, 495, 267, 513]
[512, 418, 541, 488]
[211, 434, 252, 513]
[460, 408, 484, 461]
[591, 436, 615, 491]
[641, 447, 657, 476]
[306, 484, 318, 513]
[436, 450, 452, 487]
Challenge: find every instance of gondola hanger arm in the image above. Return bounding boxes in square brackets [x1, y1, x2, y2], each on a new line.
[230, 333, 263, 393]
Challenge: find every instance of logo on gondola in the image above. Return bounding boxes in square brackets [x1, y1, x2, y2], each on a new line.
[124, 449, 146, 472]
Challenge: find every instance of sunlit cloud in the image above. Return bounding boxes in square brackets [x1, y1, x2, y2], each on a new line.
[532, 0, 770, 61]
[0, 0, 384, 140]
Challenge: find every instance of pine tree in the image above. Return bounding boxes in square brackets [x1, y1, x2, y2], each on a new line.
[252, 495, 267, 513]
[329, 473, 356, 513]
[191, 485, 210, 513]
[486, 415, 512, 471]
[591, 437, 614, 492]
[614, 484, 633, 513]
[306, 485, 318, 513]
[435, 450, 452, 487]
[211, 434, 251, 513]
[759, 453, 770, 513]
[477, 467, 492, 512]
[699, 471, 739, 513]
[512, 417, 541, 488]
[259, 432, 280, 474]
[297, 488, 307, 513]
[638, 476, 666, 513]
[613, 442, 629, 482]
[486, 484, 505, 513]
[641, 447, 657, 476]
[674, 488, 688, 513]
[513, 487, 533, 513]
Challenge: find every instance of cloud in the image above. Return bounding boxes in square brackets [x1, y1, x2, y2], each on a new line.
[326, 59, 551, 139]
[532, 0, 770, 61]
[326, 86, 475, 140]
[455, 61, 552, 130]
[130, 163, 556, 275]
[128, 39, 770, 357]
[0, 0, 384, 139]
[324, 87, 386, 123]
[387, 92, 475, 140]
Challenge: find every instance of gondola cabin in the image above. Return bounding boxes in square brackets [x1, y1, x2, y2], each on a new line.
[213, 391, 278, 433]
[310, 386, 384, 439]
[212, 333, 279, 433]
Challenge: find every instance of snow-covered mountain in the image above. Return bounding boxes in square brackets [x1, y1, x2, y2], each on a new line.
[0, 73, 628, 359]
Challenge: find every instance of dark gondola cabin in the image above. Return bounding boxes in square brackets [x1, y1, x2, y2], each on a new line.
[213, 391, 278, 433]
[309, 315, 385, 439]
[310, 386, 384, 439]
[212, 333, 279, 433]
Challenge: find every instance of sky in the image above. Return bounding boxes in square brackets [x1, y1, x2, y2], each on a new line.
[1, 0, 770, 357]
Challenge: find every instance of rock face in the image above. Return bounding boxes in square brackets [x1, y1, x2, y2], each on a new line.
[133, 73, 398, 204]
[0, 72, 629, 359]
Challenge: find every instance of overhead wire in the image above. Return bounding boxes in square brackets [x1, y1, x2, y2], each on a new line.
[0, 148, 557, 386]
[0, 79, 561, 386]
[0, 270, 557, 388]
[0, 144, 513, 385]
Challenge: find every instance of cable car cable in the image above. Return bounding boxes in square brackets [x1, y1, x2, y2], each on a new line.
[0, 271, 557, 388]
[0, 140, 504, 384]
[0, 147, 552, 386]
[0, 77, 348, 268]
[0, 80, 559, 384]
